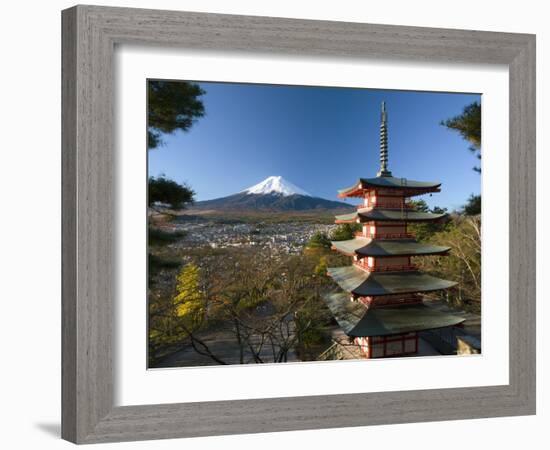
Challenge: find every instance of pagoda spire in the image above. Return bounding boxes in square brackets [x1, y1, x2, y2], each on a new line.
[377, 101, 392, 177]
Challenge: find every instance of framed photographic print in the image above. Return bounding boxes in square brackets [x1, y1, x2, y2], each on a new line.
[62, 5, 536, 444]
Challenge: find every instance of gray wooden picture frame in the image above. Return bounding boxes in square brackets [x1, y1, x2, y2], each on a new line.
[61, 5, 536, 444]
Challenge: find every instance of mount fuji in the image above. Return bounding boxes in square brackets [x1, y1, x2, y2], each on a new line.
[243, 176, 311, 197]
[192, 176, 350, 212]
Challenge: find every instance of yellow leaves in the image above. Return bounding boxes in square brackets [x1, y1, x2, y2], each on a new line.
[173, 263, 204, 326]
[314, 256, 328, 277]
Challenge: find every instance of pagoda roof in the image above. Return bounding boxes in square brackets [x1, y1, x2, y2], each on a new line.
[322, 292, 465, 337]
[327, 265, 457, 296]
[338, 176, 441, 198]
[334, 208, 447, 224]
[331, 237, 451, 257]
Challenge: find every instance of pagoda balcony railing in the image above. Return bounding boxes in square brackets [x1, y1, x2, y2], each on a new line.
[354, 262, 418, 273]
[359, 296, 423, 308]
[355, 231, 416, 239]
[368, 264, 418, 273]
[364, 232, 415, 240]
[356, 203, 415, 210]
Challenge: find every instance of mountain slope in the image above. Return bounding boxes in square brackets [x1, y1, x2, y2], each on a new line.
[193, 192, 349, 211]
[192, 176, 350, 212]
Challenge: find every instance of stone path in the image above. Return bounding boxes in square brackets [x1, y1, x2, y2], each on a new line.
[154, 329, 298, 368]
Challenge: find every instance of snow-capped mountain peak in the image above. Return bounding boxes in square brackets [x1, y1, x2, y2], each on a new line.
[193, 176, 349, 211]
[243, 176, 311, 197]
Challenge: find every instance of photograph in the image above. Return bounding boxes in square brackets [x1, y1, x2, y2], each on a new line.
[146, 80, 482, 367]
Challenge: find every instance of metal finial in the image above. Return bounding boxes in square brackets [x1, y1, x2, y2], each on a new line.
[377, 101, 392, 177]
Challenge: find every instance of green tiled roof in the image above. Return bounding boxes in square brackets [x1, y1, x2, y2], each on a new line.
[334, 211, 360, 222]
[338, 176, 441, 197]
[335, 208, 447, 223]
[327, 265, 457, 296]
[322, 292, 465, 337]
[331, 237, 451, 257]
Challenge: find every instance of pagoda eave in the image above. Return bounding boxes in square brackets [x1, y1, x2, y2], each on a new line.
[322, 292, 465, 337]
[334, 208, 448, 224]
[337, 177, 442, 199]
[327, 265, 457, 297]
[331, 237, 451, 258]
[330, 244, 356, 257]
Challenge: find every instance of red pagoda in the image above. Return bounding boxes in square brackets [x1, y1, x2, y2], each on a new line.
[324, 102, 464, 358]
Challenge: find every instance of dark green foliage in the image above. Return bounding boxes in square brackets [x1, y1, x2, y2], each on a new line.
[462, 194, 481, 216]
[431, 206, 448, 215]
[148, 253, 182, 273]
[411, 199, 429, 212]
[408, 200, 449, 242]
[148, 228, 187, 246]
[148, 80, 205, 149]
[441, 101, 481, 173]
[442, 102, 481, 147]
[307, 232, 332, 249]
[148, 176, 195, 209]
[330, 223, 362, 241]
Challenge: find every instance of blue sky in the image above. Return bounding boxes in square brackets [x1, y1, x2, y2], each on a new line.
[148, 81, 480, 211]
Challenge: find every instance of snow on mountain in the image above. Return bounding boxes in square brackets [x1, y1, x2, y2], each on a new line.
[191, 175, 350, 211]
[243, 176, 311, 197]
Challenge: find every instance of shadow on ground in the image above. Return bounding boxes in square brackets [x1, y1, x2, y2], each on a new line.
[35, 423, 60, 438]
